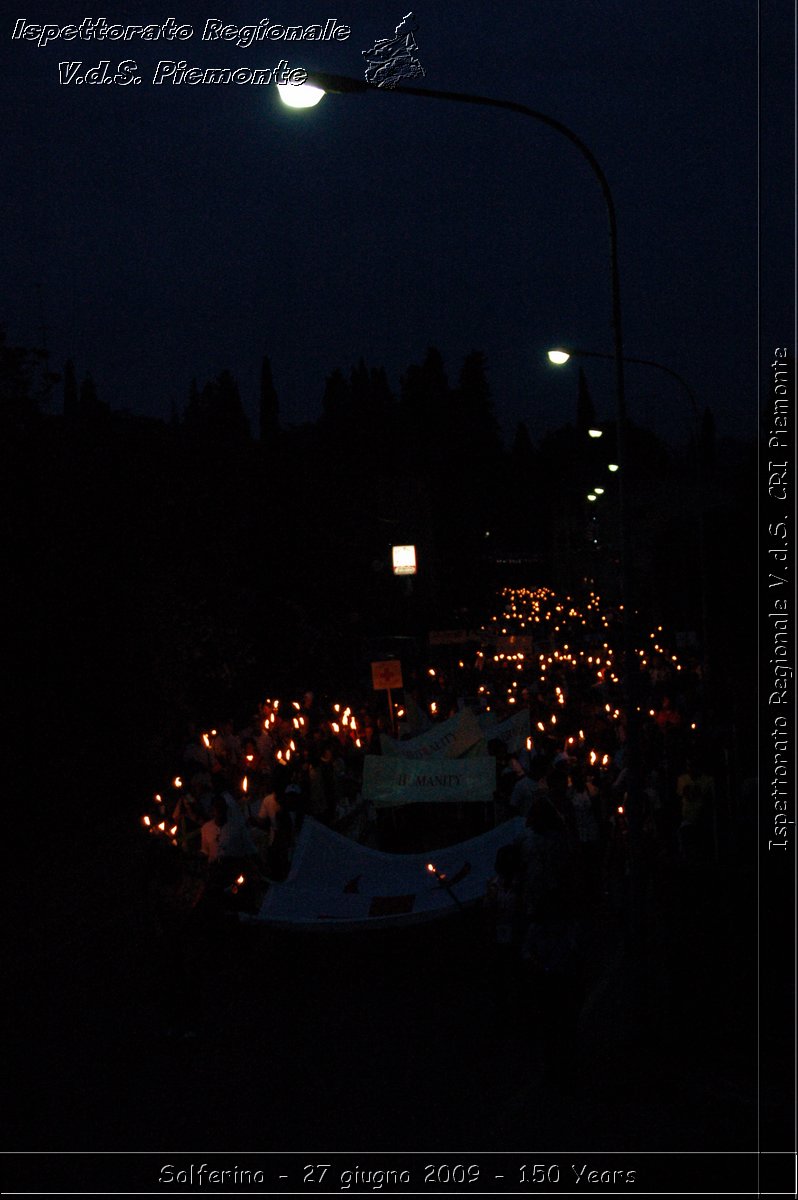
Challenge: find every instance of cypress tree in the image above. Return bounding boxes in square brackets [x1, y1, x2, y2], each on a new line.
[259, 355, 279, 444]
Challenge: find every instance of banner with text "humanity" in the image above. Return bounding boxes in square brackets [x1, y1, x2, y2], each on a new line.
[362, 754, 496, 808]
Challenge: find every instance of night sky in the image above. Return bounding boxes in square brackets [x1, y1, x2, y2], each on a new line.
[2, 2, 791, 443]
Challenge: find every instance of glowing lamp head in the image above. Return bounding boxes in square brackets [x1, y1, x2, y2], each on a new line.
[236, 875, 245, 886]
[587, 494, 597, 502]
[588, 428, 603, 439]
[277, 82, 325, 108]
[608, 463, 619, 473]
[548, 349, 571, 365]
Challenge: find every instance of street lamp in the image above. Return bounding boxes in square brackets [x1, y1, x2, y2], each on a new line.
[547, 345, 701, 423]
[547, 344, 709, 676]
[276, 82, 325, 108]
[277, 73, 648, 833]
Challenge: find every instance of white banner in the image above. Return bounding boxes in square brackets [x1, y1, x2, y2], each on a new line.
[380, 707, 482, 760]
[362, 754, 496, 808]
[247, 815, 525, 930]
[478, 708, 530, 753]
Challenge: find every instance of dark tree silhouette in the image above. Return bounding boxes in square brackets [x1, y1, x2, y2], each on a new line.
[399, 346, 450, 469]
[78, 373, 109, 423]
[1, 327, 56, 434]
[185, 369, 250, 442]
[259, 354, 279, 445]
[63, 359, 78, 422]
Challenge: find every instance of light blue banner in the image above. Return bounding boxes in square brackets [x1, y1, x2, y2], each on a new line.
[380, 707, 483, 760]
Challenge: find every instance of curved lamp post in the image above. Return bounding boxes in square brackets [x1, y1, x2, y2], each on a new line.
[278, 73, 630, 567]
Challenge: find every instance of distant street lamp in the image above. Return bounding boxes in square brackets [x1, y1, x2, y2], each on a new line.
[547, 344, 709, 676]
[547, 345, 701, 424]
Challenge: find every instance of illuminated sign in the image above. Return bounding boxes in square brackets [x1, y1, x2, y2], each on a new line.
[392, 544, 417, 575]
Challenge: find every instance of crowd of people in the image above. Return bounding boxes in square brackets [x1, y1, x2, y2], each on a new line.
[142, 589, 723, 898]
[139, 587, 741, 1052]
